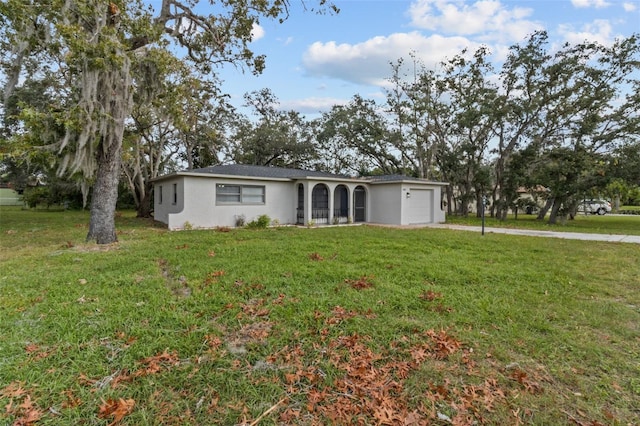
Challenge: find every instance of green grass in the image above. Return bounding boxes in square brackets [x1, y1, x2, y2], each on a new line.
[618, 205, 640, 213]
[1, 206, 639, 425]
[446, 212, 640, 235]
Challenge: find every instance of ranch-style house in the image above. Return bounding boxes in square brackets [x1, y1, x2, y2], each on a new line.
[151, 164, 447, 230]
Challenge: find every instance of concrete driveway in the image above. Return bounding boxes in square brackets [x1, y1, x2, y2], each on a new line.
[428, 224, 640, 244]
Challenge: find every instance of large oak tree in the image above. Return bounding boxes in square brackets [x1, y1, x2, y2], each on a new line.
[1, 0, 337, 243]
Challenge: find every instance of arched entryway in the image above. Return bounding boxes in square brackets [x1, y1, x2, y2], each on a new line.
[333, 185, 349, 224]
[312, 184, 329, 224]
[354, 186, 367, 223]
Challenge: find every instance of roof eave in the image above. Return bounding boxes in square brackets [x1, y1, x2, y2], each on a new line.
[150, 172, 363, 183]
[369, 179, 449, 186]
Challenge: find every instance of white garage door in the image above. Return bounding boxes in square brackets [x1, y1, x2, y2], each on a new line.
[407, 188, 433, 224]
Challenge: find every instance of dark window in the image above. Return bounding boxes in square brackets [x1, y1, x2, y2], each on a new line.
[172, 183, 177, 204]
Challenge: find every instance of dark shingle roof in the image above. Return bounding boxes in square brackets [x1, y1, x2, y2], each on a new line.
[152, 164, 445, 185]
[189, 164, 351, 180]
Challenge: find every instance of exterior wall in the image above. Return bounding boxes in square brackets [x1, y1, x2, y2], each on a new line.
[368, 184, 402, 224]
[153, 178, 184, 226]
[153, 173, 447, 229]
[403, 184, 446, 224]
[369, 182, 446, 225]
[424, 184, 446, 224]
[155, 176, 296, 229]
[0, 188, 23, 206]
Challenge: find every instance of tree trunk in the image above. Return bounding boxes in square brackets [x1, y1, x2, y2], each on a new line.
[87, 140, 121, 244]
[548, 200, 562, 224]
[86, 65, 132, 244]
[136, 189, 152, 218]
[536, 197, 553, 221]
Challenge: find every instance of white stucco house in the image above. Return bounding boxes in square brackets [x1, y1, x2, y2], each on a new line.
[151, 164, 447, 230]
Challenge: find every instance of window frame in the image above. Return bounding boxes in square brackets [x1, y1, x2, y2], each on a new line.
[216, 184, 266, 205]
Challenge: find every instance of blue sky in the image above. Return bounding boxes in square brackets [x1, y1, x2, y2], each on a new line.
[152, 0, 640, 116]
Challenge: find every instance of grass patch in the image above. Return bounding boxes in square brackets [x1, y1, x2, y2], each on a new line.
[446, 212, 640, 235]
[1, 207, 639, 424]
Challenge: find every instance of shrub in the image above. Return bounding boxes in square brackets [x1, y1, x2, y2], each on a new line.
[22, 181, 84, 209]
[246, 214, 270, 229]
[22, 186, 49, 208]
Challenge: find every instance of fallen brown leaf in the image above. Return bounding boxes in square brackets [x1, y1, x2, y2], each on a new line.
[98, 398, 135, 425]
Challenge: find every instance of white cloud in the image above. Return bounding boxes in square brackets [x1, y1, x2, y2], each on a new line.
[276, 36, 294, 46]
[558, 19, 615, 45]
[571, 0, 611, 8]
[407, 0, 542, 43]
[622, 2, 636, 11]
[302, 32, 482, 86]
[279, 97, 348, 113]
[251, 23, 265, 41]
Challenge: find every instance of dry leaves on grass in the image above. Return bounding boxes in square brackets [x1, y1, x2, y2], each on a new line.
[204, 270, 226, 285]
[308, 252, 324, 261]
[1, 382, 44, 426]
[510, 368, 543, 394]
[260, 326, 556, 425]
[98, 398, 135, 425]
[24, 343, 55, 361]
[238, 298, 270, 318]
[308, 252, 337, 261]
[344, 275, 375, 290]
[84, 350, 181, 390]
[419, 289, 442, 301]
[267, 330, 470, 424]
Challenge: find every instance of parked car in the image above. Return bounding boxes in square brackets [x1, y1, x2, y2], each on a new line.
[577, 199, 612, 215]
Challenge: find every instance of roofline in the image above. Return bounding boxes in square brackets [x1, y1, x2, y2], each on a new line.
[150, 171, 290, 183]
[295, 176, 370, 183]
[368, 179, 449, 186]
[150, 171, 372, 184]
[150, 171, 448, 186]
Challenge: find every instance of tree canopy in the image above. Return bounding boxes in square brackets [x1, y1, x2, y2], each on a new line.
[1, 0, 338, 243]
[1, 2, 638, 233]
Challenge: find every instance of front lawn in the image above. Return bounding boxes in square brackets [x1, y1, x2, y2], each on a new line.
[1, 208, 639, 425]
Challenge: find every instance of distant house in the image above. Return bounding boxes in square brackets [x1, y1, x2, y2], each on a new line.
[151, 164, 448, 230]
[0, 183, 23, 206]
